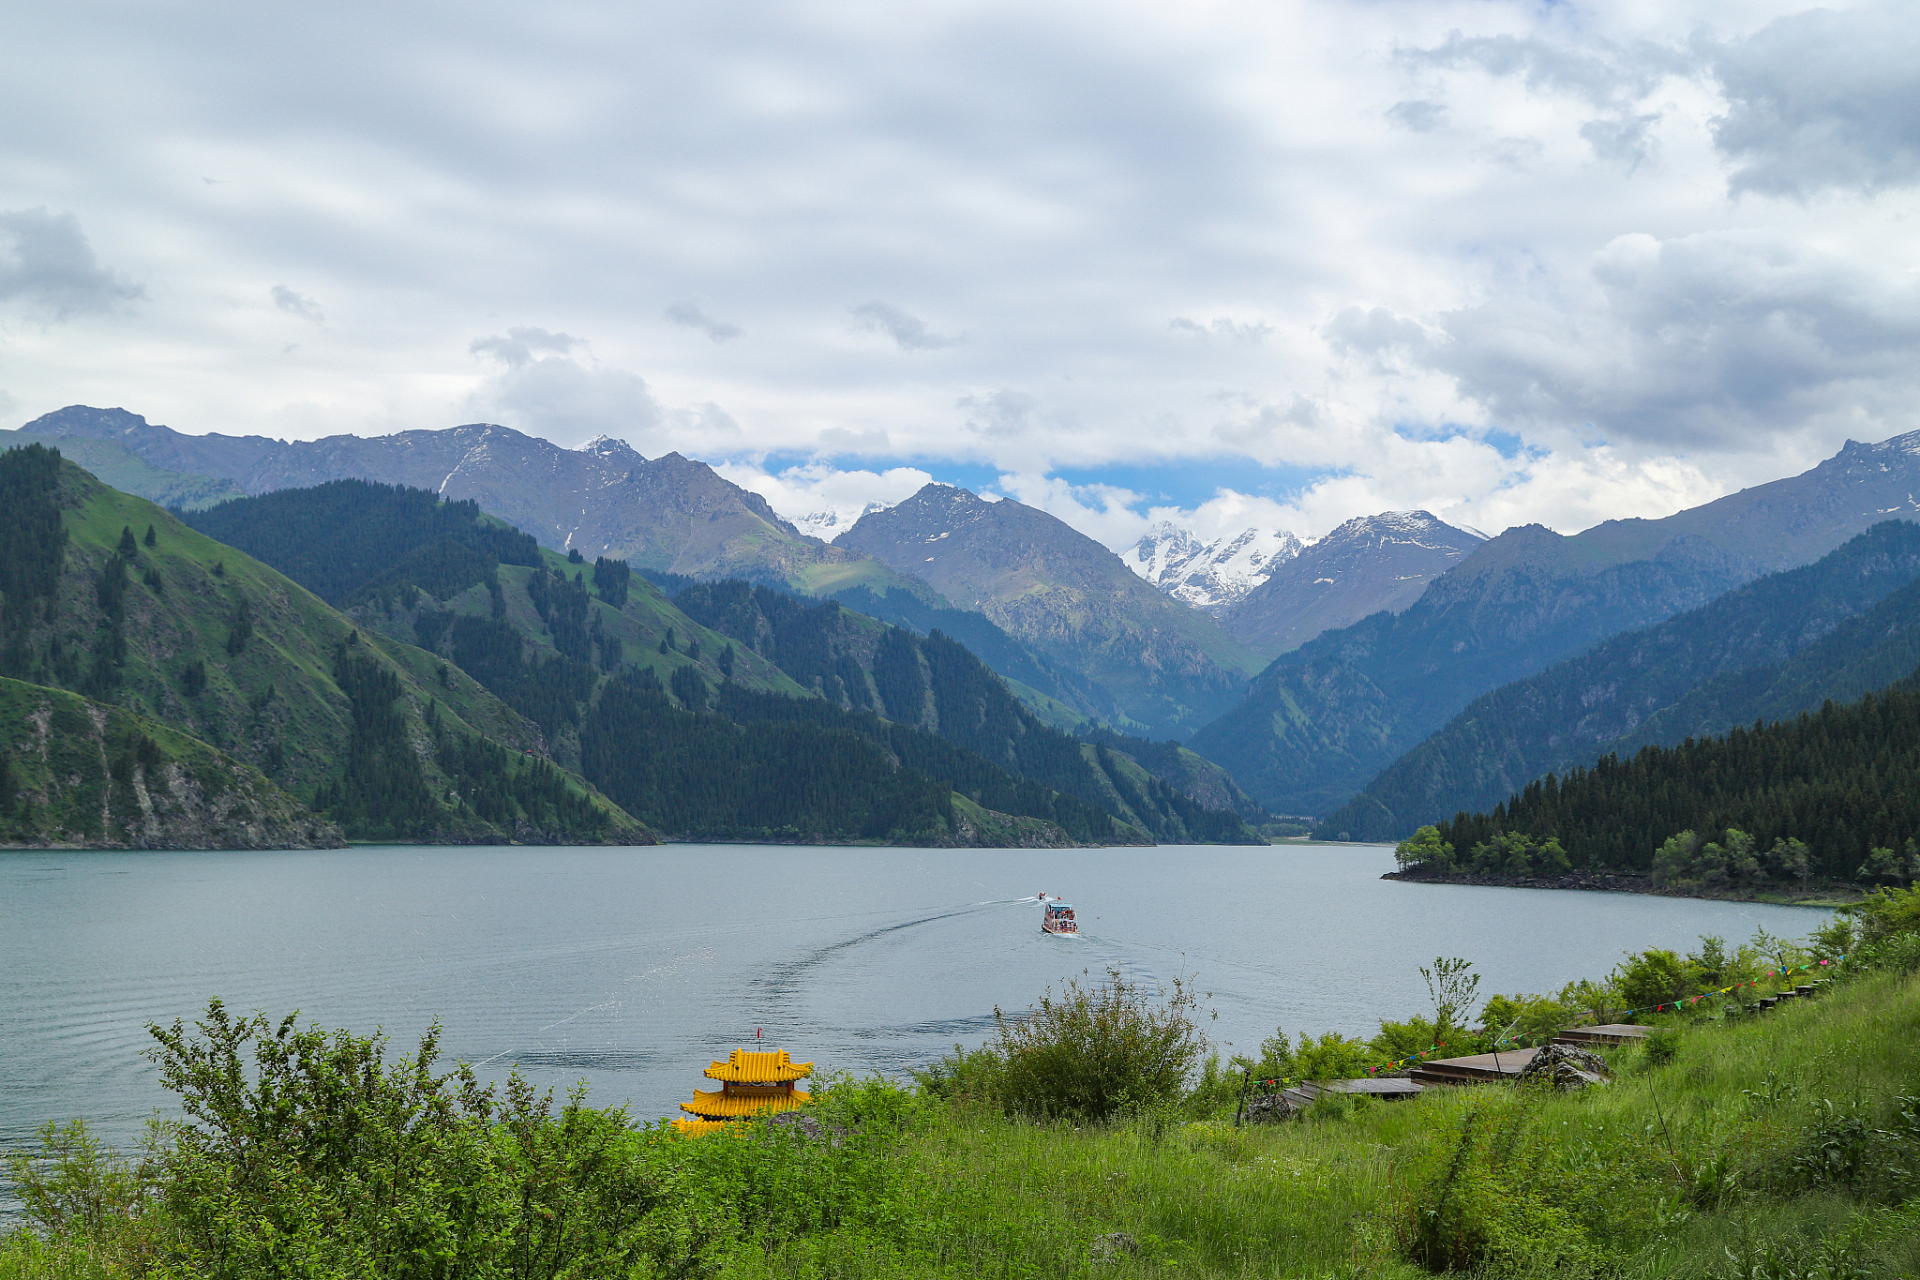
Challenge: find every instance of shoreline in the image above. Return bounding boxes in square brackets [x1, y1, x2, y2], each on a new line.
[1380, 866, 1864, 907]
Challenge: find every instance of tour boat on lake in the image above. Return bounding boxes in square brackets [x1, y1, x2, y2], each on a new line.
[1039, 895, 1078, 935]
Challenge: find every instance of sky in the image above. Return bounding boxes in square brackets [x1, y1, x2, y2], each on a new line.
[3, 0, 1918, 551]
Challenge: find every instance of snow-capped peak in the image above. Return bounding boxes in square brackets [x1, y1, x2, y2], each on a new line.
[579, 434, 644, 462]
[1125, 523, 1303, 614]
[794, 500, 896, 542]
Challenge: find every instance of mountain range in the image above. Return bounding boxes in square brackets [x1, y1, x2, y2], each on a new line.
[8, 410, 1247, 740]
[17, 402, 1920, 847]
[1189, 431, 1920, 817]
[1324, 521, 1920, 840]
[175, 478, 1260, 845]
[15, 407, 909, 596]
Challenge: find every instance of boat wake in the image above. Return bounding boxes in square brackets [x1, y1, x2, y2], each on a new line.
[758, 895, 1039, 997]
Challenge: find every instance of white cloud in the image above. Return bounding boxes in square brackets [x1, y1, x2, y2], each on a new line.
[848, 301, 959, 352]
[1708, 2, 1920, 197]
[469, 327, 584, 369]
[464, 333, 659, 447]
[0, 208, 142, 318]
[3, 0, 1917, 549]
[1427, 229, 1920, 451]
[270, 284, 323, 323]
[716, 459, 934, 540]
[1169, 315, 1273, 344]
[665, 300, 742, 343]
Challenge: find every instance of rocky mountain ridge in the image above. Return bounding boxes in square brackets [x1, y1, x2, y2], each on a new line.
[1220, 510, 1485, 658]
[1319, 521, 1920, 840]
[836, 484, 1263, 739]
[10, 408, 914, 598]
[1188, 431, 1920, 818]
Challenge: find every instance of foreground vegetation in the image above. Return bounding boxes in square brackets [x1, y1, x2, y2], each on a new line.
[7, 888, 1920, 1279]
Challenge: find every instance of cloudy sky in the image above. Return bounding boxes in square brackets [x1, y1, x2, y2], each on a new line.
[3, 0, 1917, 549]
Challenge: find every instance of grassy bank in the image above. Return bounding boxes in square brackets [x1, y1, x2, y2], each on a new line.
[7, 905, 1920, 1278]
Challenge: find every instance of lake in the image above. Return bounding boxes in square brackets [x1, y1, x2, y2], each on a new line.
[0, 841, 1828, 1152]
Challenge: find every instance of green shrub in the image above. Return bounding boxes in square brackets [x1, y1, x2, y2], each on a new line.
[986, 965, 1207, 1122]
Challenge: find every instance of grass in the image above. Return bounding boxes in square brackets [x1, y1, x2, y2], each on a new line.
[4, 942, 1917, 1278]
[797, 963, 1920, 1279]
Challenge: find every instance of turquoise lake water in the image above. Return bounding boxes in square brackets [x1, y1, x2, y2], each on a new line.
[0, 842, 1829, 1151]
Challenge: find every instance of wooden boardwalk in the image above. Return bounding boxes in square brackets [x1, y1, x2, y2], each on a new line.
[1408, 1045, 1542, 1086]
[1274, 1076, 1427, 1111]
[1249, 989, 1830, 1121]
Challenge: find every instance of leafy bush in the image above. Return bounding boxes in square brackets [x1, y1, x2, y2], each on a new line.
[1479, 993, 1573, 1046]
[983, 966, 1208, 1122]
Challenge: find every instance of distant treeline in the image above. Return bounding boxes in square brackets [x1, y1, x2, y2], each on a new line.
[1429, 675, 1920, 883]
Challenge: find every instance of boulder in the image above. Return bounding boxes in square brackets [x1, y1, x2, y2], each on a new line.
[1517, 1043, 1611, 1090]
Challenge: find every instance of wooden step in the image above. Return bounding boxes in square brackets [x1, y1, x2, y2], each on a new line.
[1407, 1046, 1540, 1086]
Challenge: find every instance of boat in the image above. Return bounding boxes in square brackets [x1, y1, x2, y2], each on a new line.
[1040, 898, 1078, 935]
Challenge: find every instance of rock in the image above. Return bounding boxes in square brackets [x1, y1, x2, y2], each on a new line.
[762, 1110, 851, 1147]
[1090, 1232, 1140, 1263]
[1517, 1043, 1611, 1090]
[1242, 1092, 1303, 1124]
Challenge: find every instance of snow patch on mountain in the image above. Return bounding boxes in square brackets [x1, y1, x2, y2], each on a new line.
[1125, 523, 1303, 614]
[795, 501, 896, 542]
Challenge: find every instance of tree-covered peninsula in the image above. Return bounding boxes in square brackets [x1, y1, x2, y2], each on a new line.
[1391, 672, 1920, 897]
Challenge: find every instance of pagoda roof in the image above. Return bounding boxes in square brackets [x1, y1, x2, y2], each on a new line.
[680, 1088, 813, 1119]
[703, 1049, 813, 1082]
[671, 1118, 735, 1137]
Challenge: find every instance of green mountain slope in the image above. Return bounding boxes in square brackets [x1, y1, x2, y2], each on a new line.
[0, 446, 647, 845]
[176, 481, 1160, 845]
[1078, 727, 1267, 822]
[828, 584, 1110, 723]
[0, 676, 341, 849]
[1326, 521, 1920, 839]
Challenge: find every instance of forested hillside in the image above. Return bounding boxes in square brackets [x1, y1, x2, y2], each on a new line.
[1189, 527, 1751, 816]
[178, 481, 1235, 843]
[0, 675, 340, 848]
[1411, 677, 1920, 886]
[0, 446, 646, 846]
[669, 580, 1261, 843]
[1326, 522, 1920, 839]
[829, 584, 1103, 724]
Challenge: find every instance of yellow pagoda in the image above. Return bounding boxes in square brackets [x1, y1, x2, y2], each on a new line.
[672, 1049, 813, 1136]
